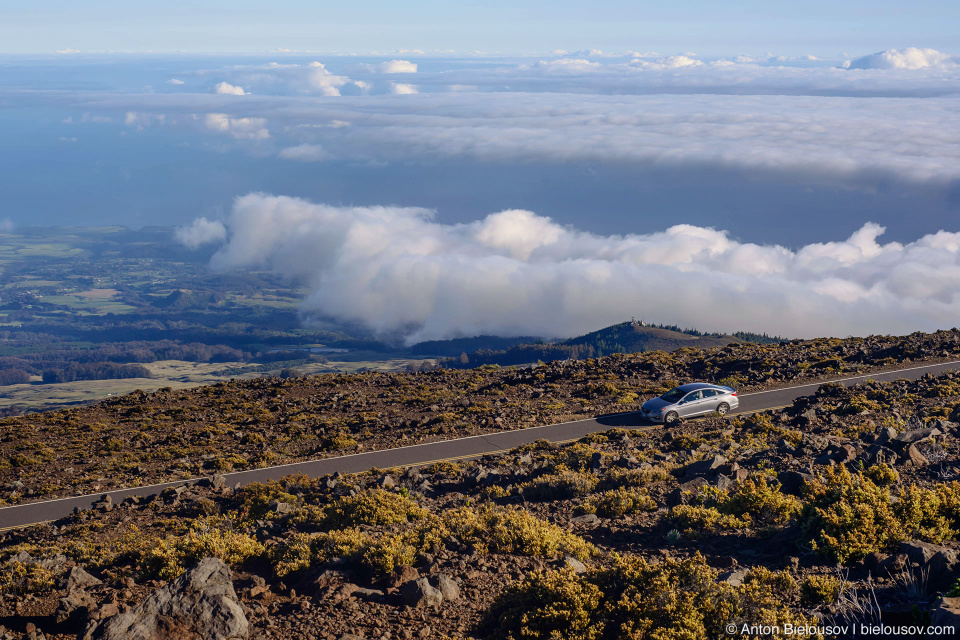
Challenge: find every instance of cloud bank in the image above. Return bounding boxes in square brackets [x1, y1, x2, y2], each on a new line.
[847, 47, 956, 70]
[187, 193, 960, 344]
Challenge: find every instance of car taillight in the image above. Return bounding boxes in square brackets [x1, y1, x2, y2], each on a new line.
[731, 393, 737, 396]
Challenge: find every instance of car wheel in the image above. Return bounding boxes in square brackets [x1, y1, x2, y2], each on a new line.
[716, 402, 730, 416]
[664, 411, 679, 425]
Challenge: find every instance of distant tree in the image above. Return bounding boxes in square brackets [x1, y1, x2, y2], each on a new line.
[0, 369, 30, 386]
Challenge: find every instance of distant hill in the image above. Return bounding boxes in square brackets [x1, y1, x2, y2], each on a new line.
[437, 321, 784, 368]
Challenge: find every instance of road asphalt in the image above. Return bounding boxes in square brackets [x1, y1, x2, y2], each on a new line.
[2, 358, 959, 530]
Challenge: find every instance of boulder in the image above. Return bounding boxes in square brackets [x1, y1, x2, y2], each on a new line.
[898, 541, 958, 588]
[268, 500, 292, 515]
[865, 443, 898, 466]
[720, 569, 747, 587]
[875, 427, 898, 444]
[430, 574, 460, 601]
[84, 557, 248, 640]
[60, 566, 102, 592]
[777, 471, 814, 496]
[832, 444, 857, 464]
[56, 589, 96, 624]
[714, 474, 734, 491]
[929, 597, 960, 631]
[906, 444, 929, 467]
[892, 427, 942, 449]
[562, 557, 588, 574]
[400, 577, 443, 608]
[569, 513, 599, 526]
[682, 455, 727, 478]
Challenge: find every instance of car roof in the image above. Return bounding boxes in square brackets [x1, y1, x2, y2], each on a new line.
[675, 383, 729, 392]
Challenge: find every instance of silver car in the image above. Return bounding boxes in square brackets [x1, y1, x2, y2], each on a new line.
[640, 382, 739, 424]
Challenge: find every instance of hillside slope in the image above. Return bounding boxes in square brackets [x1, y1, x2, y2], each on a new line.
[440, 321, 779, 368]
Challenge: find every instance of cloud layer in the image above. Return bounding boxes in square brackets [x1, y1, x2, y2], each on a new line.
[184, 193, 960, 344]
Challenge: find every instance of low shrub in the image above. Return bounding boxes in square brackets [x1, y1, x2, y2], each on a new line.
[322, 489, 428, 529]
[445, 504, 595, 561]
[864, 463, 899, 486]
[801, 575, 841, 605]
[272, 528, 370, 577]
[140, 517, 264, 580]
[667, 505, 749, 536]
[799, 469, 960, 563]
[522, 470, 599, 501]
[588, 488, 657, 518]
[482, 554, 819, 640]
[0, 560, 57, 595]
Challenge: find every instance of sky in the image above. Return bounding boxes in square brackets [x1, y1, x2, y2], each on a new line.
[0, 2, 958, 341]
[1, 0, 958, 55]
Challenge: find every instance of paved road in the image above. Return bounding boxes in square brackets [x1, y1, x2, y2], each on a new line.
[3, 359, 959, 530]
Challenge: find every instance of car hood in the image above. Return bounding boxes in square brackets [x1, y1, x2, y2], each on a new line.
[642, 398, 671, 412]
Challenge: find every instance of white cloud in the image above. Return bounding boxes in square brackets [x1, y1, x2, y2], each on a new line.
[123, 111, 165, 130]
[390, 82, 419, 94]
[847, 47, 956, 70]
[214, 81, 247, 95]
[278, 143, 329, 162]
[355, 59, 417, 74]
[175, 217, 227, 249]
[203, 113, 269, 140]
[196, 193, 960, 344]
[0, 219, 14, 233]
[204, 61, 355, 96]
[168, 78, 185, 85]
[526, 59, 602, 74]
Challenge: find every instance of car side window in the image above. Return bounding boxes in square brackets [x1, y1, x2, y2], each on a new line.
[702, 389, 718, 398]
[683, 391, 701, 403]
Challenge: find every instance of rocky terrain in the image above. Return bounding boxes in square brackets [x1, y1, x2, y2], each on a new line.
[3, 339, 960, 638]
[3, 329, 960, 506]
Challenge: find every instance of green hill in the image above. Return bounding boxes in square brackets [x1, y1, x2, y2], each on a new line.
[439, 321, 783, 368]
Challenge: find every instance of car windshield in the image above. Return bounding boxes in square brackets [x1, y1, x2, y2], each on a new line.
[660, 388, 687, 403]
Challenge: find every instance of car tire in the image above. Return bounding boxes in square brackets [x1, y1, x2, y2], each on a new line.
[716, 402, 730, 416]
[664, 411, 679, 425]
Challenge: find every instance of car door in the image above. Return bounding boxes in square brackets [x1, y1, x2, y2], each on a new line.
[700, 388, 720, 414]
[676, 390, 702, 417]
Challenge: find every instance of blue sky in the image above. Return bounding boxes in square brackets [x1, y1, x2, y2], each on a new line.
[1, 0, 957, 55]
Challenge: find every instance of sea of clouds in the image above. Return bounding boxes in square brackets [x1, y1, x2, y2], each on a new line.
[15, 47, 960, 340]
[177, 193, 960, 343]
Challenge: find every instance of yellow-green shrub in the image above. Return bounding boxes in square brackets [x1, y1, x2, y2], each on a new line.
[140, 517, 264, 580]
[589, 488, 657, 518]
[803, 470, 960, 564]
[722, 478, 801, 526]
[323, 489, 427, 529]
[482, 568, 603, 640]
[272, 528, 370, 577]
[444, 505, 595, 561]
[522, 470, 599, 501]
[482, 554, 820, 640]
[800, 467, 900, 563]
[0, 561, 57, 595]
[801, 575, 841, 605]
[234, 479, 299, 521]
[603, 465, 672, 489]
[864, 463, 899, 486]
[668, 505, 749, 536]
